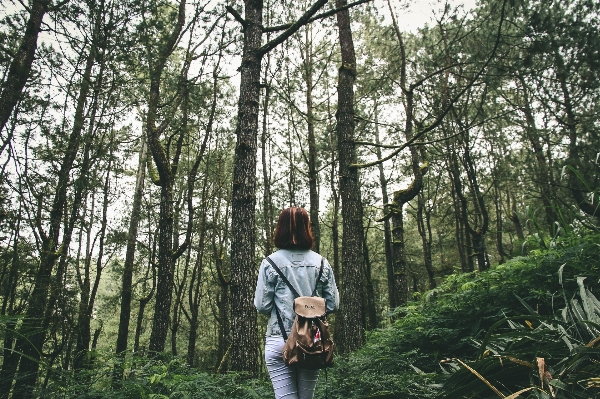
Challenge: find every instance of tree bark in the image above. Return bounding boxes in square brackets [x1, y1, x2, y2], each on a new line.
[386, 0, 428, 307]
[335, 0, 364, 354]
[507, 191, 525, 240]
[261, 78, 273, 256]
[113, 134, 147, 381]
[134, 248, 156, 354]
[417, 192, 436, 289]
[0, 0, 49, 138]
[305, 25, 321, 252]
[518, 77, 558, 231]
[8, 17, 100, 395]
[228, 0, 331, 370]
[145, 0, 188, 355]
[373, 100, 395, 308]
[0, 218, 23, 399]
[493, 181, 508, 264]
[362, 220, 377, 329]
[327, 92, 340, 283]
[228, 0, 264, 372]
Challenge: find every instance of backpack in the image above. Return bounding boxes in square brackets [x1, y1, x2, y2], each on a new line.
[266, 256, 335, 369]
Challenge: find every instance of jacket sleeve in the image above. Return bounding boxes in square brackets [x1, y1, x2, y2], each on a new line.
[254, 259, 276, 315]
[321, 259, 339, 314]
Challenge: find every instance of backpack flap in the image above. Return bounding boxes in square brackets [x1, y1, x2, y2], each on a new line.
[293, 296, 326, 318]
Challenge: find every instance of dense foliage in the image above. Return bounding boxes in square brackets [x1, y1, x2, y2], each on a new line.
[27, 234, 599, 398]
[1, 0, 599, 395]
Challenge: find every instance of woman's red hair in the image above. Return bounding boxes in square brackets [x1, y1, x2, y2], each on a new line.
[273, 207, 314, 250]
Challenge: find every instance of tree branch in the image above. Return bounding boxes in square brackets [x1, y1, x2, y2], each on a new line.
[262, 0, 372, 33]
[225, 6, 246, 29]
[257, 0, 329, 56]
[352, 0, 509, 169]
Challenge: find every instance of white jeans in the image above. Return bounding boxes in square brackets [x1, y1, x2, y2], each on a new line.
[265, 336, 320, 399]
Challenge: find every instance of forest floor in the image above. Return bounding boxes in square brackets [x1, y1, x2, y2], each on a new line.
[41, 233, 600, 399]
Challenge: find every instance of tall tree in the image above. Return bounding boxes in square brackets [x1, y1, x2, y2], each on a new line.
[227, 0, 334, 371]
[113, 132, 147, 382]
[3, 5, 108, 394]
[335, 0, 364, 353]
[0, 0, 51, 139]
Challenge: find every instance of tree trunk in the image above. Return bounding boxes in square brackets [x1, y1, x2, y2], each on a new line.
[417, 192, 436, 289]
[228, 0, 329, 370]
[0, 0, 49, 138]
[186, 247, 203, 366]
[145, 0, 187, 355]
[113, 134, 147, 382]
[327, 94, 340, 283]
[507, 192, 525, 240]
[391, 208, 407, 306]
[134, 254, 156, 353]
[553, 49, 600, 221]
[373, 100, 395, 308]
[518, 77, 558, 231]
[386, 0, 428, 307]
[448, 150, 475, 272]
[335, 0, 364, 354]
[305, 25, 321, 252]
[228, 0, 264, 372]
[0, 218, 23, 399]
[461, 130, 490, 271]
[362, 221, 377, 329]
[8, 19, 100, 395]
[493, 182, 508, 264]
[261, 80, 273, 256]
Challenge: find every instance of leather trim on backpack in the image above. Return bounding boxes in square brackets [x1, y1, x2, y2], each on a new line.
[293, 296, 326, 318]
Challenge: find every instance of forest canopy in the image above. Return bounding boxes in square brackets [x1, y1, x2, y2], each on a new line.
[0, 0, 598, 397]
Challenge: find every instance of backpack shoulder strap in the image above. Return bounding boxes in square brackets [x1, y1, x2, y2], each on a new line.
[265, 256, 300, 298]
[311, 257, 324, 297]
[265, 256, 299, 341]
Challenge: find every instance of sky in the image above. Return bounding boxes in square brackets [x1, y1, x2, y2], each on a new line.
[376, 0, 479, 32]
[0, 0, 479, 31]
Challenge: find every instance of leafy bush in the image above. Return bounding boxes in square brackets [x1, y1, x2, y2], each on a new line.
[314, 234, 600, 399]
[36, 234, 600, 399]
[40, 359, 274, 399]
[439, 275, 600, 398]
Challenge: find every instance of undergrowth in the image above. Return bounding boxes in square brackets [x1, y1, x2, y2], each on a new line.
[36, 234, 600, 399]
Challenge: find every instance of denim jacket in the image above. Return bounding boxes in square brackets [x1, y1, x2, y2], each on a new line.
[254, 249, 339, 337]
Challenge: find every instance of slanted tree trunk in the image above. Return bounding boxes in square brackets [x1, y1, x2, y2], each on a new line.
[386, 0, 428, 307]
[0, 0, 49, 138]
[8, 16, 101, 395]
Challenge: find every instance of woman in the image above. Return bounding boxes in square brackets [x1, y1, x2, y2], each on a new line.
[254, 207, 339, 399]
